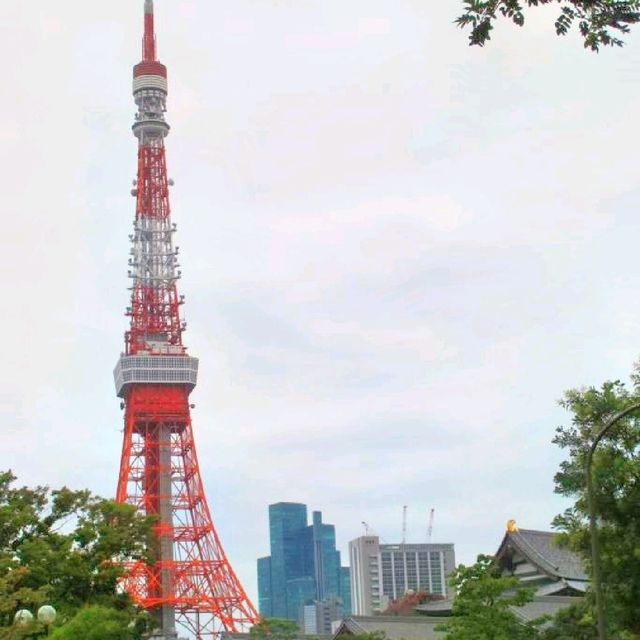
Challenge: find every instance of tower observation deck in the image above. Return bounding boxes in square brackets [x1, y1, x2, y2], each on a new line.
[114, 2, 260, 638]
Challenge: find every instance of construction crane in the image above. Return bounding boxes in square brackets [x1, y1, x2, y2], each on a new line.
[362, 521, 386, 542]
[402, 505, 408, 546]
[427, 508, 435, 543]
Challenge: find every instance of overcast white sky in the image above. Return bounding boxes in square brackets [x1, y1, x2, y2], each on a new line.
[3, 0, 640, 604]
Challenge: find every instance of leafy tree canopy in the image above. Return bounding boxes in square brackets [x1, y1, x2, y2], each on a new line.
[48, 606, 145, 640]
[437, 555, 544, 640]
[456, 1, 640, 50]
[551, 369, 640, 637]
[0, 471, 155, 637]
[250, 618, 300, 640]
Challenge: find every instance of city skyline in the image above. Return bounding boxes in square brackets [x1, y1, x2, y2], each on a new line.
[5, 0, 640, 611]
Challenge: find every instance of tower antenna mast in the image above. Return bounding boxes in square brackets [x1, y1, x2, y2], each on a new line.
[143, 0, 156, 61]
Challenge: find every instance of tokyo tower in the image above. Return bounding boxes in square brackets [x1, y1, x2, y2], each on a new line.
[113, 2, 260, 638]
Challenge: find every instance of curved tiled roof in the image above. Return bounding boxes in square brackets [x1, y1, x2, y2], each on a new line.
[497, 528, 587, 581]
[335, 616, 447, 640]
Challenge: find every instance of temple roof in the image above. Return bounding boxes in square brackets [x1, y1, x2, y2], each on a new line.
[496, 528, 588, 582]
[333, 615, 447, 640]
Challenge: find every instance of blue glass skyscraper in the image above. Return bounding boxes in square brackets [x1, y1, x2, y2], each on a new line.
[257, 503, 351, 623]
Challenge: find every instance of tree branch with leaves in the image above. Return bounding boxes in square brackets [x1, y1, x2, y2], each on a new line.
[456, 1, 640, 50]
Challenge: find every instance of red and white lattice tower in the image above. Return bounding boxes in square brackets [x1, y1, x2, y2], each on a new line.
[114, 2, 260, 638]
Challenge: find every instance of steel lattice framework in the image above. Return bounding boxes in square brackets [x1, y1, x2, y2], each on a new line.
[114, 2, 260, 638]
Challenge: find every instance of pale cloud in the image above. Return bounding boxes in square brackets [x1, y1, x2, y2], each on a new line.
[3, 0, 640, 608]
[271, 195, 470, 235]
[308, 319, 456, 362]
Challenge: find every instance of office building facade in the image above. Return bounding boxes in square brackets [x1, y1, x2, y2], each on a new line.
[349, 536, 455, 615]
[302, 597, 344, 635]
[258, 503, 351, 626]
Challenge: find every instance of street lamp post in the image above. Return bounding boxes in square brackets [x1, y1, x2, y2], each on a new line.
[14, 605, 57, 637]
[14, 610, 34, 627]
[584, 402, 640, 640]
[37, 605, 57, 636]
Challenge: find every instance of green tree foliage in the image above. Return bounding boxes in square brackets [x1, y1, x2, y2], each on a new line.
[456, 1, 640, 50]
[48, 606, 147, 640]
[437, 555, 543, 640]
[539, 602, 598, 639]
[3, 607, 152, 640]
[0, 471, 155, 636]
[49, 606, 131, 640]
[551, 370, 640, 637]
[249, 618, 300, 640]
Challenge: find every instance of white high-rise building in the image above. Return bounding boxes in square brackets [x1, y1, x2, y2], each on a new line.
[349, 536, 455, 616]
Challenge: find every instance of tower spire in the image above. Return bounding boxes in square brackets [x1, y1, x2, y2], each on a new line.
[114, 3, 260, 639]
[143, 0, 156, 62]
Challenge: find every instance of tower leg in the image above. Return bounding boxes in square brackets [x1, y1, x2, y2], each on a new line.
[157, 422, 176, 637]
